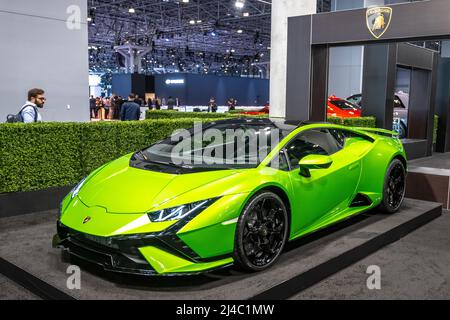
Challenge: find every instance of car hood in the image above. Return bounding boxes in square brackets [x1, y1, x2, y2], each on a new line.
[77, 155, 243, 213]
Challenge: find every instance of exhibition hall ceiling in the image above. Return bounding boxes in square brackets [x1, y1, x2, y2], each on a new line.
[88, 0, 272, 76]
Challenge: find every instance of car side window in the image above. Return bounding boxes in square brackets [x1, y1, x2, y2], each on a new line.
[268, 150, 290, 171]
[285, 129, 342, 170]
[329, 129, 369, 148]
[328, 129, 346, 147]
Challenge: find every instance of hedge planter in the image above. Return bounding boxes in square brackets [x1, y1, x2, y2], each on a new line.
[0, 119, 225, 194]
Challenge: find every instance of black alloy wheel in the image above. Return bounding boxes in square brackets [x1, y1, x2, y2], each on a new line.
[379, 159, 406, 213]
[233, 191, 289, 272]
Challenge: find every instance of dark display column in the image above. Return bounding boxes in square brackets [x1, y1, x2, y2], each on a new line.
[435, 58, 450, 153]
[310, 45, 329, 122]
[361, 43, 398, 130]
[408, 69, 431, 140]
[285, 15, 313, 121]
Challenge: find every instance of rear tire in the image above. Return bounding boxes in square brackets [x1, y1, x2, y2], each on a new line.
[398, 122, 407, 139]
[233, 191, 289, 272]
[379, 159, 406, 213]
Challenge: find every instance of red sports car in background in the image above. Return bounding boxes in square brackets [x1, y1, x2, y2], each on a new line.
[238, 97, 361, 119]
[327, 96, 361, 118]
[239, 105, 270, 116]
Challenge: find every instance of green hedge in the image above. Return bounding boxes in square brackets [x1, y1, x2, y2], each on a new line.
[145, 110, 269, 120]
[146, 110, 234, 120]
[434, 114, 439, 145]
[227, 109, 244, 114]
[0, 119, 223, 194]
[328, 116, 377, 128]
[0, 123, 84, 195]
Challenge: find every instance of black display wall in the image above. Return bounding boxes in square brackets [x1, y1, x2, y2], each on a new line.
[112, 73, 269, 106]
[112, 74, 155, 99]
[154, 74, 269, 106]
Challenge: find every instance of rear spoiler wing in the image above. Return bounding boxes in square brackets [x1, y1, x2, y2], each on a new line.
[353, 127, 400, 139]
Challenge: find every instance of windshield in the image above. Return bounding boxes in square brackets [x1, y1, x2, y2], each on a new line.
[137, 122, 287, 170]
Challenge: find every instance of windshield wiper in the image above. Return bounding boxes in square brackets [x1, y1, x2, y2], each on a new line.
[147, 159, 193, 169]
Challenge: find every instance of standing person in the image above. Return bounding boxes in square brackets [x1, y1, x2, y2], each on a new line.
[227, 97, 236, 111]
[109, 96, 117, 120]
[208, 97, 217, 113]
[95, 97, 104, 120]
[154, 96, 161, 110]
[103, 97, 111, 120]
[167, 96, 176, 110]
[89, 95, 96, 119]
[120, 93, 141, 121]
[116, 96, 124, 119]
[147, 97, 154, 110]
[21, 88, 45, 123]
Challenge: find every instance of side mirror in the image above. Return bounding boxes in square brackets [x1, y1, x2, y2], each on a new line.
[298, 154, 333, 178]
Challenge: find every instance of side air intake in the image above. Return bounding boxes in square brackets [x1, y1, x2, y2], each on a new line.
[350, 193, 372, 207]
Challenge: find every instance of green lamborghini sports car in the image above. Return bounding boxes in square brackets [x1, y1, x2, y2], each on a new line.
[53, 118, 407, 276]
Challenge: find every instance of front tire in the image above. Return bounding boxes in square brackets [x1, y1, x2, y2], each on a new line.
[233, 191, 289, 272]
[379, 159, 406, 213]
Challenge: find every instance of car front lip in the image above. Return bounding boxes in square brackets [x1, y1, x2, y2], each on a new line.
[53, 216, 231, 276]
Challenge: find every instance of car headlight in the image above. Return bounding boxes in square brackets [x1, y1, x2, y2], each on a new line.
[147, 198, 218, 222]
[71, 177, 87, 199]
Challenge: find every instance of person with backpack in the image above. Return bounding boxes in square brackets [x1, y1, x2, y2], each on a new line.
[22, 88, 45, 123]
[6, 88, 45, 123]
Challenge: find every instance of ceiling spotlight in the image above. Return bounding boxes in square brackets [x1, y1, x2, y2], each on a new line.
[189, 20, 195, 24]
[128, 8, 136, 13]
[237, 29, 243, 34]
[87, 17, 92, 22]
[182, 0, 190, 2]
[243, 12, 249, 17]
[197, 20, 202, 23]
[235, 0, 245, 9]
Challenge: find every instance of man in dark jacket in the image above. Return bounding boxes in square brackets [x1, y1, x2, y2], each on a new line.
[167, 96, 176, 110]
[120, 94, 141, 121]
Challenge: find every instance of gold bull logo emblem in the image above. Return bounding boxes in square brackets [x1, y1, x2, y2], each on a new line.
[372, 14, 385, 31]
[366, 7, 392, 39]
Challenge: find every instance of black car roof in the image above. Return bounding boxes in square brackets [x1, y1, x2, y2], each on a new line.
[208, 117, 301, 135]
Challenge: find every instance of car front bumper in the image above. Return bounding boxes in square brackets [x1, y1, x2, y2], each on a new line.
[53, 221, 233, 276]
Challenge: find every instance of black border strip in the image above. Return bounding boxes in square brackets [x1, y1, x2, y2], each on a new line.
[0, 257, 76, 300]
[249, 205, 442, 300]
[0, 186, 73, 218]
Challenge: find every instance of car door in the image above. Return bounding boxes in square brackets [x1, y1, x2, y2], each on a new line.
[285, 128, 361, 237]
